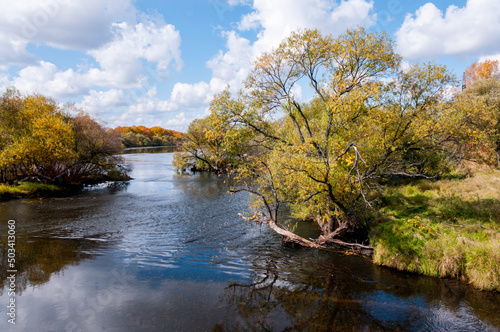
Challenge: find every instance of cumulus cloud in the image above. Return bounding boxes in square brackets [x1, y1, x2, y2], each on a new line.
[178, 0, 375, 109]
[206, 30, 253, 93]
[0, 0, 136, 69]
[7, 19, 183, 99]
[11, 61, 84, 98]
[239, 0, 375, 53]
[2, 0, 378, 130]
[164, 112, 192, 127]
[1, 0, 189, 128]
[128, 88, 174, 115]
[76, 89, 127, 114]
[396, 0, 500, 58]
[479, 54, 500, 64]
[117, 109, 195, 130]
[126, 81, 213, 117]
[170, 82, 212, 107]
[86, 21, 183, 88]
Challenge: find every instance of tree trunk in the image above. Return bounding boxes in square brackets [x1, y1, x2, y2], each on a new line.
[241, 213, 374, 257]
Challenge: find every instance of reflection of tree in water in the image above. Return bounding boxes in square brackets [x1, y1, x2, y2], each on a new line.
[219, 258, 391, 331]
[173, 172, 230, 199]
[217, 252, 500, 331]
[0, 236, 110, 295]
[121, 146, 178, 154]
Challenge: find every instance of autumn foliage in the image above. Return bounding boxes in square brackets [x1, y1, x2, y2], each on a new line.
[175, 28, 500, 250]
[111, 125, 185, 148]
[0, 88, 129, 186]
[464, 59, 499, 87]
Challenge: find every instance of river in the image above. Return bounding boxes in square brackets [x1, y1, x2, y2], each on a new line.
[1, 150, 499, 331]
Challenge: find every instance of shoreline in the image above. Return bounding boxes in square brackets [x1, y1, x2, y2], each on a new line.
[0, 182, 70, 201]
[2, 171, 498, 292]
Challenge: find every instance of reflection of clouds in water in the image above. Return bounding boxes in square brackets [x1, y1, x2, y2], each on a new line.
[1, 152, 499, 331]
[172, 172, 229, 199]
[360, 291, 428, 323]
[1, 258, 240, 332]
[0, 237, 114, 295]
[360, 290, 495, 331]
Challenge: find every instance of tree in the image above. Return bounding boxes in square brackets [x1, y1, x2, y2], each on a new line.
[464, 59, 499, 87]
[0, 91, 76, 182]
[67, 110, 127, 183]
[185, 28, 458, 250]
[453, 75, 500, 167]
[113, 125, 183, 148]
[0, 88, 129, 185]
[173, 96, 254, 173]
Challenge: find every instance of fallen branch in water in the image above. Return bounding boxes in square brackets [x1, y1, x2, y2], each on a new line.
[238, 213, 374, 257]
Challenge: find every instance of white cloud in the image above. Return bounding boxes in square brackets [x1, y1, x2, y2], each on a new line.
[177, 0, 375, 111]
[86, 21, 183, 88]
[77, 89, 127, 114]
[170, 82, 212, 107]
[206, 30, 253, 92]
[0, 34, 34, 70]
[126, 81, 212, 117]
[115, 109, 196, 130]
[396, 0, 500, 58]
[164, 112, 190, 127]
[0, 0, 136, 69]
[479, 54, 500, 64]
[12, 61, 84, 98]
[2, 0, 378, 130]
[1, 1, 189, 129]
[7, 20, 183, 99]
[227, 0, 251, 6]
[238, 0, 375, 53]
[128, 88, 174, 115]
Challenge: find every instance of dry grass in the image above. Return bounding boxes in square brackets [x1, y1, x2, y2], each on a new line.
[370, 170, 500, 291]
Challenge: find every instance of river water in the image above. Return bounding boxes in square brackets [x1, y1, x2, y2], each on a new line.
[1, 150, 499, 331]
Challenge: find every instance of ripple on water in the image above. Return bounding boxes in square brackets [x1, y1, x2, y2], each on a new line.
[1, 151, 499, 332]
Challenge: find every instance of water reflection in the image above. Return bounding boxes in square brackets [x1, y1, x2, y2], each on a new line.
[0, 237, 114, 295]
[0, 151, 499, 331]
[121, 146, 178, 154]
[222, 251, 500, 331]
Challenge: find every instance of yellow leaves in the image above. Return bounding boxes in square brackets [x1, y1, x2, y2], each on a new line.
[0, 90, 77, 171]
[464, 59, 499, 87]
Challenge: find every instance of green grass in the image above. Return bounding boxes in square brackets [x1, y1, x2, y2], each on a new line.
[0, 182, 63, 200]
[370, 170, 500, 291]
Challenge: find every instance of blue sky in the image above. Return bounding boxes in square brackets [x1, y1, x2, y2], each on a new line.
[1, 0, 498, 131]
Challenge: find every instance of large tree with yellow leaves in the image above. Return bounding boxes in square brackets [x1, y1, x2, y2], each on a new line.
[0, 89, 127, 185]
[178, 28, 459, 249]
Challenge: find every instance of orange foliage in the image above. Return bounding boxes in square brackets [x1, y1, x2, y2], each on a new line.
[112, 125, 184, 139]
[464, 59, 499, 87]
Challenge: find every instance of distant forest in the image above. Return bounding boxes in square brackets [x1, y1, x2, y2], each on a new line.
[111, 126, 185, 148]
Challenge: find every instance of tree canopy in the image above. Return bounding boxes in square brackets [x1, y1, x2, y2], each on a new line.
[454, 74, 500, 167]
[0, 88, 129, 186]
[464, 59, 499, 87]
[112, 125, 185, 148]
[176, 28, 498, 250]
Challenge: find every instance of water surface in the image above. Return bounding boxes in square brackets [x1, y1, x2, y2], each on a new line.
[1, 151, 499, 331]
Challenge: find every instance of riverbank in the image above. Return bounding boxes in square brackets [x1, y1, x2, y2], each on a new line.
[0, 176, 131, 201]
[2, 149, 498, 331]
[2, 164, 498, 293]
[0, 182, 66, 200]
[370, 169, 500, 292]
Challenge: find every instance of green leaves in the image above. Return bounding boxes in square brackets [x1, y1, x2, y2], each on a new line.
[180, 28, 464, 243]
[0, 89, 126, 185]
[452, 75, 500, 167]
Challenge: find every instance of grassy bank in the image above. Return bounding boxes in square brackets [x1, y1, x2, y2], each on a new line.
[0, 182, 64, 201]
[370, 170, 500, 291]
